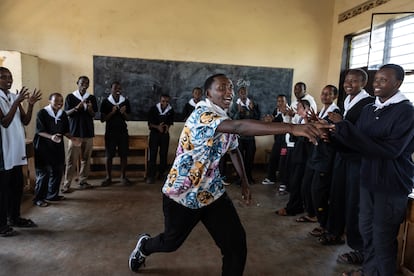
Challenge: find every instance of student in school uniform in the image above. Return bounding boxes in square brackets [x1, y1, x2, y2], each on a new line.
[230, 86, 261, 184]
[146, 94, 175, 184]
[182, 87, 202, 121]
[319, 69, 374, 254]
[33, 93, 73, 207]
[331, 64, 414, 276]
[262, 94, 289, 185]
[275, 99, 313, 217]
[62, 76, 98, 192]
[100, 81, 132, 186]
[0, 66, 41, 231]
[304, 85, 340, 237]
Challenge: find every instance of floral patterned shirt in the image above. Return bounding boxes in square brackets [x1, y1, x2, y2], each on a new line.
[162, 104, 238, 209]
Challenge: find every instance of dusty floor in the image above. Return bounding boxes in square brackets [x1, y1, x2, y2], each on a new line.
[0, 171, 363, 276]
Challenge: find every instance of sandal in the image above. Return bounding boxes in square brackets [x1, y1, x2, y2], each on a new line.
[342, 268, 364, 276]
[318, 232, 345, 245]
[337, 250, 364, 265]
[309, 227, 325, 237]
[9, 217, 37, 228]
[295, 215, 317, 223]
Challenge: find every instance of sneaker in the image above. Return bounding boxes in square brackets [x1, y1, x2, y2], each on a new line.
[121, 178, 132, 186]
[129, 233, 151, 272]
[101, 178, 112, 187]
[262, 178, 275, 185]
[0, 225, 17, 237]
[61, 187, 72, 194]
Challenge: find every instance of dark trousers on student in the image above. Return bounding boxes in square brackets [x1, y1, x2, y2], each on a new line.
[0, 170, 10, 229]
[266, 141, 282, 182]
[142, 193, 247, 276]
[238, 138, 256, 182]
[359, 187, 407, 276]
[34, 164, 64, 202]
[5, 166, 24, 221]
[148, 131, 170, 179]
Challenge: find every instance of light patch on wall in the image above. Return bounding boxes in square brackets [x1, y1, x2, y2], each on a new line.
[338, 0, 391, 23]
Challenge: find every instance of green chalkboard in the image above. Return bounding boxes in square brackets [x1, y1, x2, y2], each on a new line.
[93, 55, 293, 121]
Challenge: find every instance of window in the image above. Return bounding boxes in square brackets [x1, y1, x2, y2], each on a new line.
[347, 13, 414, 103]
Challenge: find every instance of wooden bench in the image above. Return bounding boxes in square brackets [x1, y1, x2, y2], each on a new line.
[89, 134, 148, 178]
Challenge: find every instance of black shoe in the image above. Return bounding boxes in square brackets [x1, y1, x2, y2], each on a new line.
[8, 217, 37, 228]
[46, 195, 65, 201]
[0, 225, 17, 237]
[101, 178, 112, 187]
[79, 182, 93, 189]
[129, 233, 151, 272]
[121, 178, 132, 186]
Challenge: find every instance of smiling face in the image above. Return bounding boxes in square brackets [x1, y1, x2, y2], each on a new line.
[77, 77, 89, 94]
[373, 68, 403, 102]
[320, 86, 336, 106]
[111, 83, 122, 100]
[343, 72, 367, 98]
[206, 75, 234, 109]
[50, 94, 64, 112]
[0, 68, 13, 91]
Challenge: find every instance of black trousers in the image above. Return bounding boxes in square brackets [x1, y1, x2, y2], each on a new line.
[142, 193, 247, 276]
[148, 132, 170, 178]
[265, 141, 282, 181]
[34, 164, 64, 202]
[1, 166, 24, 222]
[238, 138, 256, 181]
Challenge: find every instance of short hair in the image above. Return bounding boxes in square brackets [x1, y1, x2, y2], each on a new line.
[0, 67, 10, 73]
[380, 64, 405, 82]
[192, 87, 202, 93]
[295, 82, 306, 91]
[49, 92, 63, 100]
[160, 94, 170, 99]
[298, 99, 311, 109]
[204, 73, 227, 93]
[325, 85, 338, 96]
[77, 76, 89, 83]
[111, 81, 121, 87]
[346, 68, 368, 83]
[277, 94, 287, 99]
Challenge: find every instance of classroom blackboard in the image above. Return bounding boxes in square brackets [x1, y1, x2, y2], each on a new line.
[93, 56, 293, 121]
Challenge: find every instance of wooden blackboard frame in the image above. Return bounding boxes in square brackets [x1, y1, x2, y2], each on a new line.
[93, 56, 293, 121]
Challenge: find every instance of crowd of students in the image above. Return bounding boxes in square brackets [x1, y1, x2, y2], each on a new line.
[0, 64, 413, 276]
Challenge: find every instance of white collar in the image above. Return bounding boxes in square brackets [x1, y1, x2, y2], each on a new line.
[343, 89, 370, 117]
[72, 90, 90, 110]
[373, 91, 408, 111]
[319, 103, 339, 118]
[236, 97, 251, 110]
[197, 98, 230, 119]
[108, 94, 125, 106]
[44, 104, 63, 124]
[188, 98, 197, 107]
[156, 102, 172, 115]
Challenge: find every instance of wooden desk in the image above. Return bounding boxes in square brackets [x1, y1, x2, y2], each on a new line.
[89, 135, 148, 178]
[399, 194, 414, 275]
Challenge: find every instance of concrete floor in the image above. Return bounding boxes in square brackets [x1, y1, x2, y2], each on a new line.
[0, 171, 358, 276]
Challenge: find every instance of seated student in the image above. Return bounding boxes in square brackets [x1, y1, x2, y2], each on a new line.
[33, 93, 74, 207]
[275, 99, 313, 217]
[182, 87, 202, 121]
[330, 64, 414, 276]
[262, 94, 289, 185]
[100, 81, 132, 186]
[303, 85, 340, 236]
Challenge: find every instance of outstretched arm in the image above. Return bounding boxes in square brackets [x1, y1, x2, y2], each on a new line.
[217, 119, 324, 145]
